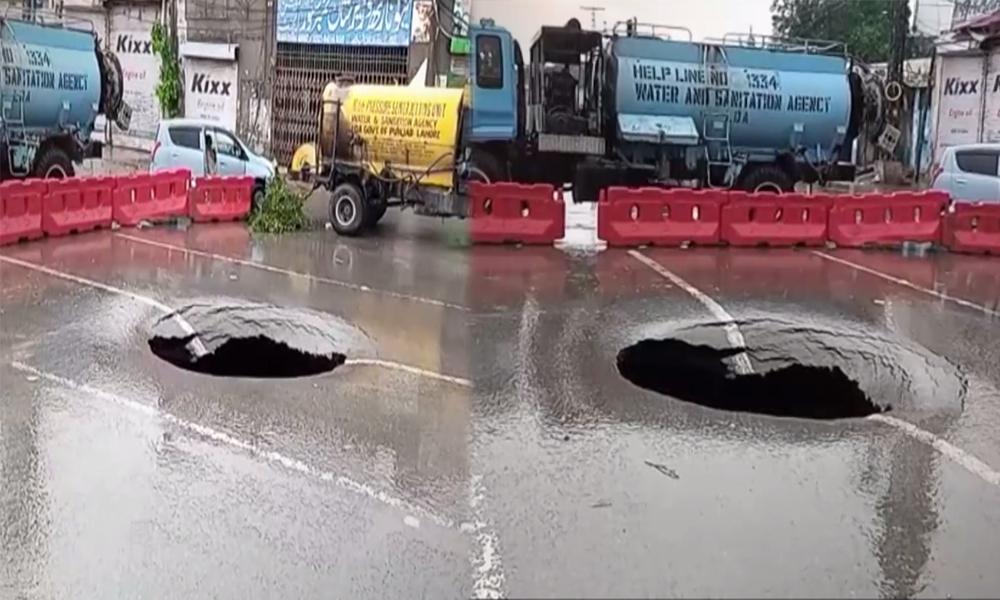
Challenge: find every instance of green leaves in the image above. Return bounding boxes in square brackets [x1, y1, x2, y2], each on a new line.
[247, 177, 309, 234]
[151, 22, 181, 118]
[771, 0, 927, 63]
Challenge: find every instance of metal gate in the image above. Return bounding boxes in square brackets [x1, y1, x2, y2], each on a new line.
[271, 42, 409, 166]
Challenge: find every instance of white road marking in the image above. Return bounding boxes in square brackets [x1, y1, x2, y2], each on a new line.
[114, 232, 468, 312]
[10, 361, 454, 529]
[812, 251, 1000, 318]
[628, 249, 754, 374]
[868, 414, 1000, 488]
[467, 474, 506, 599]
[342, 358, 472, 388]
[0, 254, 207, 357]
[629, 249, 1000, 490]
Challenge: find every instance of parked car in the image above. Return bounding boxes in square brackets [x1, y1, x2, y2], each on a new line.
[931, 143, 1000, 203]
[149, 118, 275, 208]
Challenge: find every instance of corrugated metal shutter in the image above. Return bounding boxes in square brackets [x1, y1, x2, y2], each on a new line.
[271, 43, 409, 166]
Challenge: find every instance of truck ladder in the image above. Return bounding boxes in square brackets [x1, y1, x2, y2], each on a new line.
[701, 45, 735, 188]
[1, 95, 32, 178]
[703, 114, 734, 188]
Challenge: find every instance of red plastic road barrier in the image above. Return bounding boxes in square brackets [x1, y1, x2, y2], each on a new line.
[113, 169, 190, 227]
[828, 191, 947, 249]
[468, 182, 565, 244]
[722, 192, 833, 247]
[188, 176, 253, 223]
[43, 176, 115, 236]
[943, 202, 1000, 256]
[0, 179, 46, 246]
[597, 187, 725, 247]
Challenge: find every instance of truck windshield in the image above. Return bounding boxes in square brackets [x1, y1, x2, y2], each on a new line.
[477, 35, 504, 89]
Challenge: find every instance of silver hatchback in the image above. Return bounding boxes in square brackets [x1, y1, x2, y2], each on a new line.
[149, 118, 276, 207]
[931, 144, 1000, 203]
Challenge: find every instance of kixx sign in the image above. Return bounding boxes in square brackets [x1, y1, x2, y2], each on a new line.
[190, 72, 232, 96]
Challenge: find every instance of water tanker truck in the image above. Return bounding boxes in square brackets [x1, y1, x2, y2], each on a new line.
[1, 15, 128, 180]
[316, 18, 881, 236]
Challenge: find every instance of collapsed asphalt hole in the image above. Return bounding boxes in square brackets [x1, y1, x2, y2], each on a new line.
[149, 334, 345, 378]
[148, 300, 373, 379]
[616, 338, 888, 420]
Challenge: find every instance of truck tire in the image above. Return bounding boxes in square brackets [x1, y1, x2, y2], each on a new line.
[33, 146, 75, 179]
[365, 200, 388, 228]
[739, 164, 793, 194]
[329, 182, 368, 236]
[468, 149, 504, 183]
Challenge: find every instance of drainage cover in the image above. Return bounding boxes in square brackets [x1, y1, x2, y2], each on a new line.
[617, 338, 885, 420]
[149, 300, 371, 378]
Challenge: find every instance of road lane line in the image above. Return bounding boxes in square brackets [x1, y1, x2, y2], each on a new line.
[628, 250, 1000, 489]
[342, 358, 472, 388]
[628, 250, 754, 374]
[114, 232, 469, 312]
[10, 360, 456, 529]
[812, 251, 1000, 318]
[868, 414, 1000, 488]
[0, 254, 208, 357]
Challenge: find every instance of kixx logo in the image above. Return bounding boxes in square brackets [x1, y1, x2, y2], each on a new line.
[944, 77, 979, 96]
[191, 73, 231, 96]
[116, 34, 152, 54]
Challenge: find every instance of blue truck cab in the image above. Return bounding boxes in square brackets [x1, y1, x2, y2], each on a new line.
[467, 20, 519, 144]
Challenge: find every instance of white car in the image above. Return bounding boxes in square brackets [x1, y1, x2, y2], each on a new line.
[931, 144, 1000, 203]
[149, 118, 275, 207]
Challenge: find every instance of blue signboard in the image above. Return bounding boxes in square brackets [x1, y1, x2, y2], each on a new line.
[277, 0, 414, 46]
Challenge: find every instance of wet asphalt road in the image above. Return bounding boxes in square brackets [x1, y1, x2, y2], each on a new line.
[2, 211, 1000, 598]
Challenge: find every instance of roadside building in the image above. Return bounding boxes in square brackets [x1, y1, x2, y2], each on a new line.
[931, 2, 1000, 163]
[179, 0, 274, 153]
[269, 0, 440, 165]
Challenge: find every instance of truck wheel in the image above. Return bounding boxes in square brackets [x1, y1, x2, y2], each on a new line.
[365, 200, 388, 228]
[739, 165, 793, 194]
[33, 146, 75, 179]
[329, 182, 368, 236]
[468, 149, 504, 183]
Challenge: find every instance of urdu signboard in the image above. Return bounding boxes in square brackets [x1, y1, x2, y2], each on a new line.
[277, 0, 415, 46]
[951, 0, 1000, 29]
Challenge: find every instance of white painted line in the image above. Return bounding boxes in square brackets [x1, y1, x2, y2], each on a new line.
[628, 250, 754, 374]
[812, 251, 1000, 318]
[467, 474, 506, 599]
[0, 254, 208, 357]
[10, 361, 455, 529]
[628, 250, 1000, 490]
[868, 414, 1000, 488]
[114, 232, 469, 312]
[342, 358, 472, 388]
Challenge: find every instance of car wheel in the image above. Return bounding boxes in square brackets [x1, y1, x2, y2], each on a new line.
[252, 186, 266, 211]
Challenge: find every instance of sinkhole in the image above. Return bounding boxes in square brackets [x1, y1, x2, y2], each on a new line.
[148, 300, 372, 379]
[149, 334, 345, 378]
[616, 338, 888, 420]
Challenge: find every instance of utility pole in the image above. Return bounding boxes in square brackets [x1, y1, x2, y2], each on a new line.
[888, 0, 909, 85]
[579, 5, 605, 30]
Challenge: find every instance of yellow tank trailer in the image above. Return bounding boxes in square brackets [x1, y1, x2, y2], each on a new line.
[317, 82, 475, 235]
